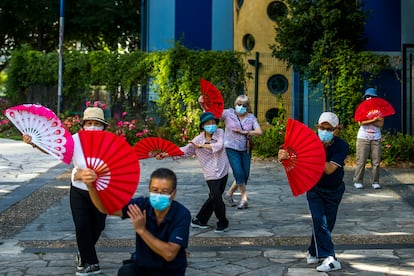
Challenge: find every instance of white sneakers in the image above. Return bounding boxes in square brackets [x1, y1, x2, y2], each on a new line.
[372, 183, 381, 189]
[306, 251, 319, 264]
[354, 182, 381, 189]
[354, 182, 363, 189]
[316, 256, 341, 272]
[306, 253, 341, 272]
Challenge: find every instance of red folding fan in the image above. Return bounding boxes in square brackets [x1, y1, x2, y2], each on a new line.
[4, 104, 74, 164]
[354, 97, 395, 122]
[133, 137, 184, 159]
[200, 78, 224, 119]
[281, 118, 326, 196]
[78, 130, 140, 214]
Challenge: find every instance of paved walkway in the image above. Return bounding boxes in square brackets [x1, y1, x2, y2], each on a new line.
[1, 138, 414, 275]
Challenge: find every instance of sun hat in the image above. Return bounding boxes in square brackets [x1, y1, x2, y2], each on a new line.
[318, 112, 339, 128]
[363, 87, 378, 98]
[199, 112, 219, 130]
[81, 107, 108, 125]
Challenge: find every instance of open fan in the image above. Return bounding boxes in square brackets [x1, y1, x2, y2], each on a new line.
[281, 118, 326, 196]
[354, 97, 395, 122]
[133, 137, 184, 159]
[4, 104, 74, 164]
[78, 130, 140, 214]
[200, 78, 224, 119]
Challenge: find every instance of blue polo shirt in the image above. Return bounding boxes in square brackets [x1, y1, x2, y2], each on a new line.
[313, 137, 349, 190]
[122, 197, 191, 274]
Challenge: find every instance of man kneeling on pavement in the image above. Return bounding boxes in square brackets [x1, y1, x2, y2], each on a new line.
[81, 167, 191, 276]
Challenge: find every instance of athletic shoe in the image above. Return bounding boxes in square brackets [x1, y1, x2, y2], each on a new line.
[237, 201, 248, 209]
[214, 226, 229, 233]
[372, 183, 381, 189]
[354, 182, 363, 189]
[191, 217, 209, 229]
[223, 194, 237, 207]
[76, 263, 101, 275]
[316, 256, 341, 272]
[306, 251, 319, 264]
[76, 252, 85, 270]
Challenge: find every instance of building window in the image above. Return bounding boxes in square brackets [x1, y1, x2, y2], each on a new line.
[267, 74, 288, 95]
[266, 108, 280, 124]
[267, 1, 288, 22]
[242, 34, 255, 51]
[236, 0, 244, 10]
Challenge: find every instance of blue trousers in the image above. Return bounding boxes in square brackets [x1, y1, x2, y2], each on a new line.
[306, 183, 345, 258]
[225, 148, 251, 184]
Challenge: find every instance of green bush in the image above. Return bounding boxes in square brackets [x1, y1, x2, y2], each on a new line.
[252, 115, 287, 158]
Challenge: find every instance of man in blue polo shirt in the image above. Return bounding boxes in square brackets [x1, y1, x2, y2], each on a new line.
[83, 167, 191, 276]
[278, 112, 349, 273]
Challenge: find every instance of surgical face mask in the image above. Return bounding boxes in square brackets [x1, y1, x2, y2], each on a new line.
[204, 124, 217, 134]
[318, 129, 334, 143]
[235, 105, 247, 115]
[84, 126, 104, 131]
[149, 193, 171, 211]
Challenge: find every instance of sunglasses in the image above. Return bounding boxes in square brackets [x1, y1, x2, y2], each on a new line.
[236, 103, 248, 108]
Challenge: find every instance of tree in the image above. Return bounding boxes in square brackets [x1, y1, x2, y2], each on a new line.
[270, 0, 391, 126]
[270, 0, 367, 78]
[0, 0, 141, 69]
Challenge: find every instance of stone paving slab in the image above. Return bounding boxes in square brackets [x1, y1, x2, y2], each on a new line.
[1, 138, 414, 275]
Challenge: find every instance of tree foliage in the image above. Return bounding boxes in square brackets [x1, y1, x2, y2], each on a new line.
[5, 44, 246, 145]
[270, 0, 392, 126]
[271, 0, 367, 77]
[0, 0, 141, 69]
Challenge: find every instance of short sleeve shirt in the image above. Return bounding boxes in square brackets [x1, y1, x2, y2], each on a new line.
[122, 197, 191, 273]
[222, 108, 260, 151]
[313, 137, 349, 190]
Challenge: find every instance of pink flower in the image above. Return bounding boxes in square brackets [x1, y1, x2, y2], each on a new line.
[93, 101, 99, 107]
[117, 121, 123, 127]
[143, 129, 150, 134]
[136, 132, 144, 137]
[122, 112, 127, 117]
[101, 104, 107, 110]
[85, 101, 91, 107]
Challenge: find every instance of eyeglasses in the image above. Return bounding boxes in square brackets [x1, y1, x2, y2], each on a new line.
[318, 126, 336, 132]
[149, 188, 174, 195]
[236, 103, 248, 108]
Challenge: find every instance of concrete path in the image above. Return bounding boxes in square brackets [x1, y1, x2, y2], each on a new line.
[1, 138, 414, 275]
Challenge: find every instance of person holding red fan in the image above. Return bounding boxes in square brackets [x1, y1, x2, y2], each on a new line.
[24, 106, 109, 275]
[278, 112, 349, 272]
[353, 88, 384, 190]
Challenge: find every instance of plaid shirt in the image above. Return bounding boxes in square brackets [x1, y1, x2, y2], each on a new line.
[222, 108, 261, 151]
[180, 128, 229, 180]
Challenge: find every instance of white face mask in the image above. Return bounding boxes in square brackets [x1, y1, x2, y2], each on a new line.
[84, 126, 104, 131]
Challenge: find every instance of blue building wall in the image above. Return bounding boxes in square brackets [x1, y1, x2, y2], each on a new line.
[145, 0, 233, 51]
[363, 0, 401, 51]
[212, 0, 233, 50]
[146, 0, 175, 51]
[175, 0, 212, 50]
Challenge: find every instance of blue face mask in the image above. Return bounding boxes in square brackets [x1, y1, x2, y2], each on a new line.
[235, 105, 247, 115]
[149, 193, 171, 211]
[318, 129, 334, 143]
[204, 124, 217, 134]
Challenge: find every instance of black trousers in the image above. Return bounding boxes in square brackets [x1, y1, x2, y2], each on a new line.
[118, 262, 185, 276]
[196, 174, 229, 228]
[70, 185, 106, 265]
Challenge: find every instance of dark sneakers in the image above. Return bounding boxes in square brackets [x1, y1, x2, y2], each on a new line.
[76, 263, 101, 275]
[191, 217, 209, 229]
